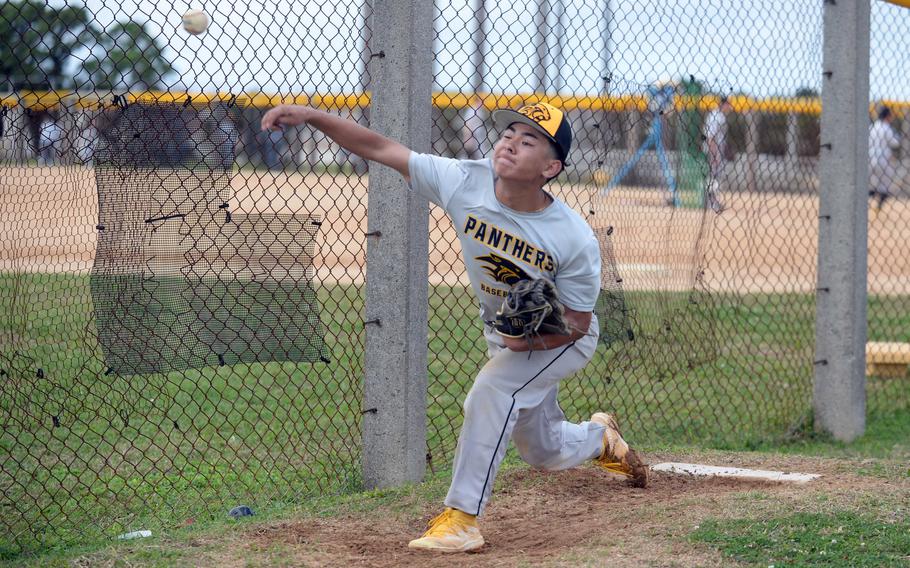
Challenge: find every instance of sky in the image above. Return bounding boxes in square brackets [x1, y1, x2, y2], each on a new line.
[77, 0, 910, 101]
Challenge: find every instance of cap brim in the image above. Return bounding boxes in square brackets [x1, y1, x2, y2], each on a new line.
[491, 109, 561, 151]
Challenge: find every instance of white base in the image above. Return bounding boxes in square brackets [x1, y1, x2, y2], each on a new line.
[651, 462, 820, 484]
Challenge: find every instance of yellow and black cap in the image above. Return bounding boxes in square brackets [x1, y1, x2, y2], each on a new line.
[491, 102, 572, 165]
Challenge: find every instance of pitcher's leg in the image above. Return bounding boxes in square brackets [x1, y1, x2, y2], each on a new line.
[511, 386, 604, 470]
[444, 341, 589, 516]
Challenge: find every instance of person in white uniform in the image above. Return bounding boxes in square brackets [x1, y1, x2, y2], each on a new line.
[869, 105, 901, 211]
[261, 100, 649, 554]
[38, 113, 63, 166]
[703, 96, 733, 213]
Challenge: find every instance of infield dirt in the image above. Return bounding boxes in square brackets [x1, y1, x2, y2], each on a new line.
[2, 165, 908, 295]
[108, 451, 908, 568]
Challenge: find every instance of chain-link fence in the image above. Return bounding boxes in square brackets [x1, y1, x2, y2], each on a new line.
[866, 0, 910, 417]
[425, 0, 832, 464]
[1, 0, 908, 557]
[1, 0, 374, 554]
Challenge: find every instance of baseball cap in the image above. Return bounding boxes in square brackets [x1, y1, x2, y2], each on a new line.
[491, 102, 572, 165]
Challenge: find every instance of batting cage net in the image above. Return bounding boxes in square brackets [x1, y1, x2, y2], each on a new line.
[1, 0, 908, 555]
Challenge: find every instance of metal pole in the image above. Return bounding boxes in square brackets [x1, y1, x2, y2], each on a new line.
[348, 0, 374, 174]
[357, 0, 373, 95]
[552, 0, 565, 93]
[362, 0, 432, 488]
[601, 0, 613, 92]
[533, 0, 549, 93]
[469, 0, 487, 95]
[814, 0, 870, 442]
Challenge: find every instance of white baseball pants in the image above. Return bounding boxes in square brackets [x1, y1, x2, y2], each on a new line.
[444, 318, 605, 516]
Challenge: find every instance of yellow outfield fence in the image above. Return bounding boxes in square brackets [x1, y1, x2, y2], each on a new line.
[3, 89, 909, 117]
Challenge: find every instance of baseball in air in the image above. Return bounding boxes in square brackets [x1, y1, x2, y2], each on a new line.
[182, 9, 209, 35]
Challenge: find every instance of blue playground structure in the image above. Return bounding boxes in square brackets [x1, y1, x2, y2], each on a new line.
[601, 83, 680, 207]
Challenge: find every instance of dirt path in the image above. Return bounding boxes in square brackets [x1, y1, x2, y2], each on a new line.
[3, 165, 910, 294]
[163, 451, 907, 568]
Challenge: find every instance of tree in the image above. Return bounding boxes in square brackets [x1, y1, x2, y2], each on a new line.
[0, 0, 96, 89]
[82, 21, 175, 91]
[0, 0, 174, 91]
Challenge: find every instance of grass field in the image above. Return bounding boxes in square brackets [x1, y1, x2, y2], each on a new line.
[2, 272, 910, 561]
[4, 422, 908, 567]
[4, 127, 910, 563]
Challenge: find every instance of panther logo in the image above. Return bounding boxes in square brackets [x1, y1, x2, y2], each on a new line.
[476, 253, 531, 286]
[518, 104, 551, 124]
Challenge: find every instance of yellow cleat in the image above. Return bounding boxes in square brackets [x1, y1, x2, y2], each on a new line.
[408, 508, 484, 552]
[591, 412, 649, 488]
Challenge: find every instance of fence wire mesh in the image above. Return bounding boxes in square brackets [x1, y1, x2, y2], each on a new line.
[1, 0, 373, 554]
[0, 0, 908, 556]
[866, 0, 910, 417]
[425, 0, 829, 465]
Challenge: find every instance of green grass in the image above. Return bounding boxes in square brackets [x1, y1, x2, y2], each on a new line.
[692, 511, 910, 567]
[2, 272, 909, 560]
[0, 460, 462, 567]
[1, 273, 367, 558]
[760, 407, 910, 463]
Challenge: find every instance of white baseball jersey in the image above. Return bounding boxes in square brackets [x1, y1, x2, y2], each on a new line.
[869, 120, 900, 195]
[408, 151, 607, 517]
[704, 109, 727, 153]
[408, 152, 601, 325]
[869, 120, 899, 164]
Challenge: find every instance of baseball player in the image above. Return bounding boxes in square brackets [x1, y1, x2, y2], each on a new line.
[261, 101, 648, 553]
[869, 105, 900, 212]
[703, 96, 733, 213]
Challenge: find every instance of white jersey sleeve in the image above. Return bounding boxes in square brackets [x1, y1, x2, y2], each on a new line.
[554, 231, 601, 312]
[703, 110, 720, 139]
[407, 151, 466, 209]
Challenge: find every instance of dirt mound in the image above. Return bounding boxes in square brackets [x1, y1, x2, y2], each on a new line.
[239, 466, 787, 568]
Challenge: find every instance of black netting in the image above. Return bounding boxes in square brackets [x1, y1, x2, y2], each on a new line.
[91, 101, 326, 374]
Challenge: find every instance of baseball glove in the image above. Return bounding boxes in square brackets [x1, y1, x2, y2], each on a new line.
[493, 278, 571, 340]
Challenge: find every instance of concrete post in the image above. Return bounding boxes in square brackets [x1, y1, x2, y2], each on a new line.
[362, 0, 432, 488]
[469, 0, 487, 96]
[552, 0, 565, 93]
[533, 0, 549, 93]
[814, 0, 870, 442]
[463, 0, 489, 158]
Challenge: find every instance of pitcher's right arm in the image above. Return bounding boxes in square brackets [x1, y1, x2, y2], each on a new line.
[261, 105, 411, 181]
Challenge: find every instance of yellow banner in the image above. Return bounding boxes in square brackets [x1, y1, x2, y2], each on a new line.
[2, 90, 908, 118]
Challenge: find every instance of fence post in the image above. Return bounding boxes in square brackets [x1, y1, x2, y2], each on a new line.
[350, 0, 373, 175]
[814, 0, 870, 441]
[469, 0, 486, 95]
[362, 0, 432, 489]
[533, 0, 550, 93]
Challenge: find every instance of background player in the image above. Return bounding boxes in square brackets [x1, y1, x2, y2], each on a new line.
[869, 105, 901, 213]
[261, 101, 649, 554]
[703, 95, 733, 213]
